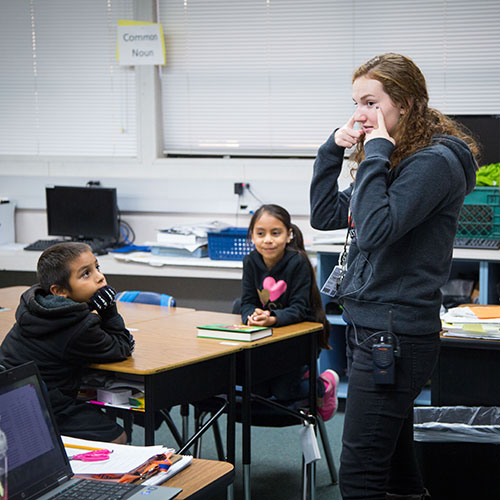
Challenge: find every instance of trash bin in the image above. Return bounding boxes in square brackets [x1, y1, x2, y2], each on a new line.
[414, 406, 500, 500]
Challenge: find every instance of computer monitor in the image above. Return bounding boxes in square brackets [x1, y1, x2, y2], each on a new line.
[45, 185, 120, 242]
[448, 114, 500, 166]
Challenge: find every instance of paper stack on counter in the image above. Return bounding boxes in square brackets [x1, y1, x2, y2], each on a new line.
[148, 221, 231, 258]
[441, 305, 500, 340]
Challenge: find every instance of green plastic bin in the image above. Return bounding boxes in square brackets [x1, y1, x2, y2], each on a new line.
[457, 187, 500, 240]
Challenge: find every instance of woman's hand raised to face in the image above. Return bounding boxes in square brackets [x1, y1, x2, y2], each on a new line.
[334, 113, 364, 148]
[364, 106, 396, 146]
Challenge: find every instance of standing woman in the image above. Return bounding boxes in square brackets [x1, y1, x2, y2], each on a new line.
[310, 53, 479, 499]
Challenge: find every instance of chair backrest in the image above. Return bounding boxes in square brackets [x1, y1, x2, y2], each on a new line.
[115, 290, 176, 307]
[231, 297, 241, 314]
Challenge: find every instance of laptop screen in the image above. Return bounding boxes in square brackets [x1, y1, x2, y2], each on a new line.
[0, 363, 73, 500]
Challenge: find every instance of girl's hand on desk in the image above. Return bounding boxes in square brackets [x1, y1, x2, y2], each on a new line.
[247, 309, 276, 327]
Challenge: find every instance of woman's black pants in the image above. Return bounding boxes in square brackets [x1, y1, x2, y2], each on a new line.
[339, 325, 440, 499]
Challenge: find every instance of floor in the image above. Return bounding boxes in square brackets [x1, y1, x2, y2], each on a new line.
[130, 405, 345, 499]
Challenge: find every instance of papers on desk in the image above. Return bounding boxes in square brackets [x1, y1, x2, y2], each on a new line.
[441, 306, 500, 340]
[63, 436, 193, 486]
[63, 436, 170, 475]
[142, 456, 193, 486]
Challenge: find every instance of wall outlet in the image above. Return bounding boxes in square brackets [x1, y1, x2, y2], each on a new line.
[234, 182, 249, 195]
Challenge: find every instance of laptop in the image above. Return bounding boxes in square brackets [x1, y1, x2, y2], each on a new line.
[0, 362, 181, 500]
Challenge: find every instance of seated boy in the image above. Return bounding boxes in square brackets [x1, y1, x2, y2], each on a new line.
[0, 242, 135, 444]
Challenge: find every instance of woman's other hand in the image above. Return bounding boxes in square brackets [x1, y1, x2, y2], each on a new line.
[364, 106, 396, 145]
[334, 113, 364, 148]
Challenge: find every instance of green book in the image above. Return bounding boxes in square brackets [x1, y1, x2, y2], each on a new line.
[197, 323, 272, 341]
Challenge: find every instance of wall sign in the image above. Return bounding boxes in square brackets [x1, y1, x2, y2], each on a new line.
[117, 20, 165, 66]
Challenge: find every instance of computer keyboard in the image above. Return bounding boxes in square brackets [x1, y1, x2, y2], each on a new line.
[453, 238, 500, 250]
[24, 239, 67, 251]
[24, 239, 109, 255]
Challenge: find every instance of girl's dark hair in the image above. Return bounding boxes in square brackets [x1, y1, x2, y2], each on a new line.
[248, 204, 330, 349]
[350, 53, 480, 169]
[37, 242, 93, 293]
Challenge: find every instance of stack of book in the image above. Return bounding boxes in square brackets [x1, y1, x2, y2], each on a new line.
[441, 305, 500, 340]
[197, 323, 272, 341]
[147, 221, 229, 258]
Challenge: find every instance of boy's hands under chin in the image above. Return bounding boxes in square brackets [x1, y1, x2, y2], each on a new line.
[89, 285, 117, 313]
[247, 308, 277, 327]
[364, 106, 396, 145]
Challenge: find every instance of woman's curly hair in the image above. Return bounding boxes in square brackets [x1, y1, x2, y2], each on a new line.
[350, 53, 479, 169]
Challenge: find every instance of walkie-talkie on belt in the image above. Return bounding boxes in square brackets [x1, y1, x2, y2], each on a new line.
[372, 336, 395, 384]
[372, 311, 398, 385]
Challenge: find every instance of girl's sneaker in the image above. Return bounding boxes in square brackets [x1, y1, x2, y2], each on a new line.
[317, 369, 339, 421]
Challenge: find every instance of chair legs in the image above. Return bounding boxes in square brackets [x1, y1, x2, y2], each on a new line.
[193, 409, 226, 460]
[211, 415, 225, 460]
[159, 409, 184, 449]
[317, 417, 338, 484]
[303, 460, 317, 500]
[123, 413, 134, 444]
[181, 399, 227, 457]
[181, 404, 190, 443]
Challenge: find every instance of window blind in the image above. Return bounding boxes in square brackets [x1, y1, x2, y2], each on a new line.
[159, 0, 500, 157]
[0, 0, 137, 157]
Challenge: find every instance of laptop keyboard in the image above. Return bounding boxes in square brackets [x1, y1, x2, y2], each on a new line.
[48, 479, 141, 500]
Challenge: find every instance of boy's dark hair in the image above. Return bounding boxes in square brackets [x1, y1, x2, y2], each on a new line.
[249, 204, 331, 350]
[37, 242, 93, 293]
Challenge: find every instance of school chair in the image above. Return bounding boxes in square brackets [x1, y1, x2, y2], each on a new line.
[115, 290, 176, 307]
[114, 290, 183, 446]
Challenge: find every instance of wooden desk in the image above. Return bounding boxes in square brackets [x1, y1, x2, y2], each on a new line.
[0, 287, 238, 454]
[117, 301, 195, 326]
[90, 311, 242, 453]
[165, 458, 234, 500]
[114, 308, 323, 500]
[0, 286, 322, 498]
[0, 285, 26, 333]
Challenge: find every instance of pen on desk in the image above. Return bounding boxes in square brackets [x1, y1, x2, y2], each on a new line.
[64, 443, 106, 452]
